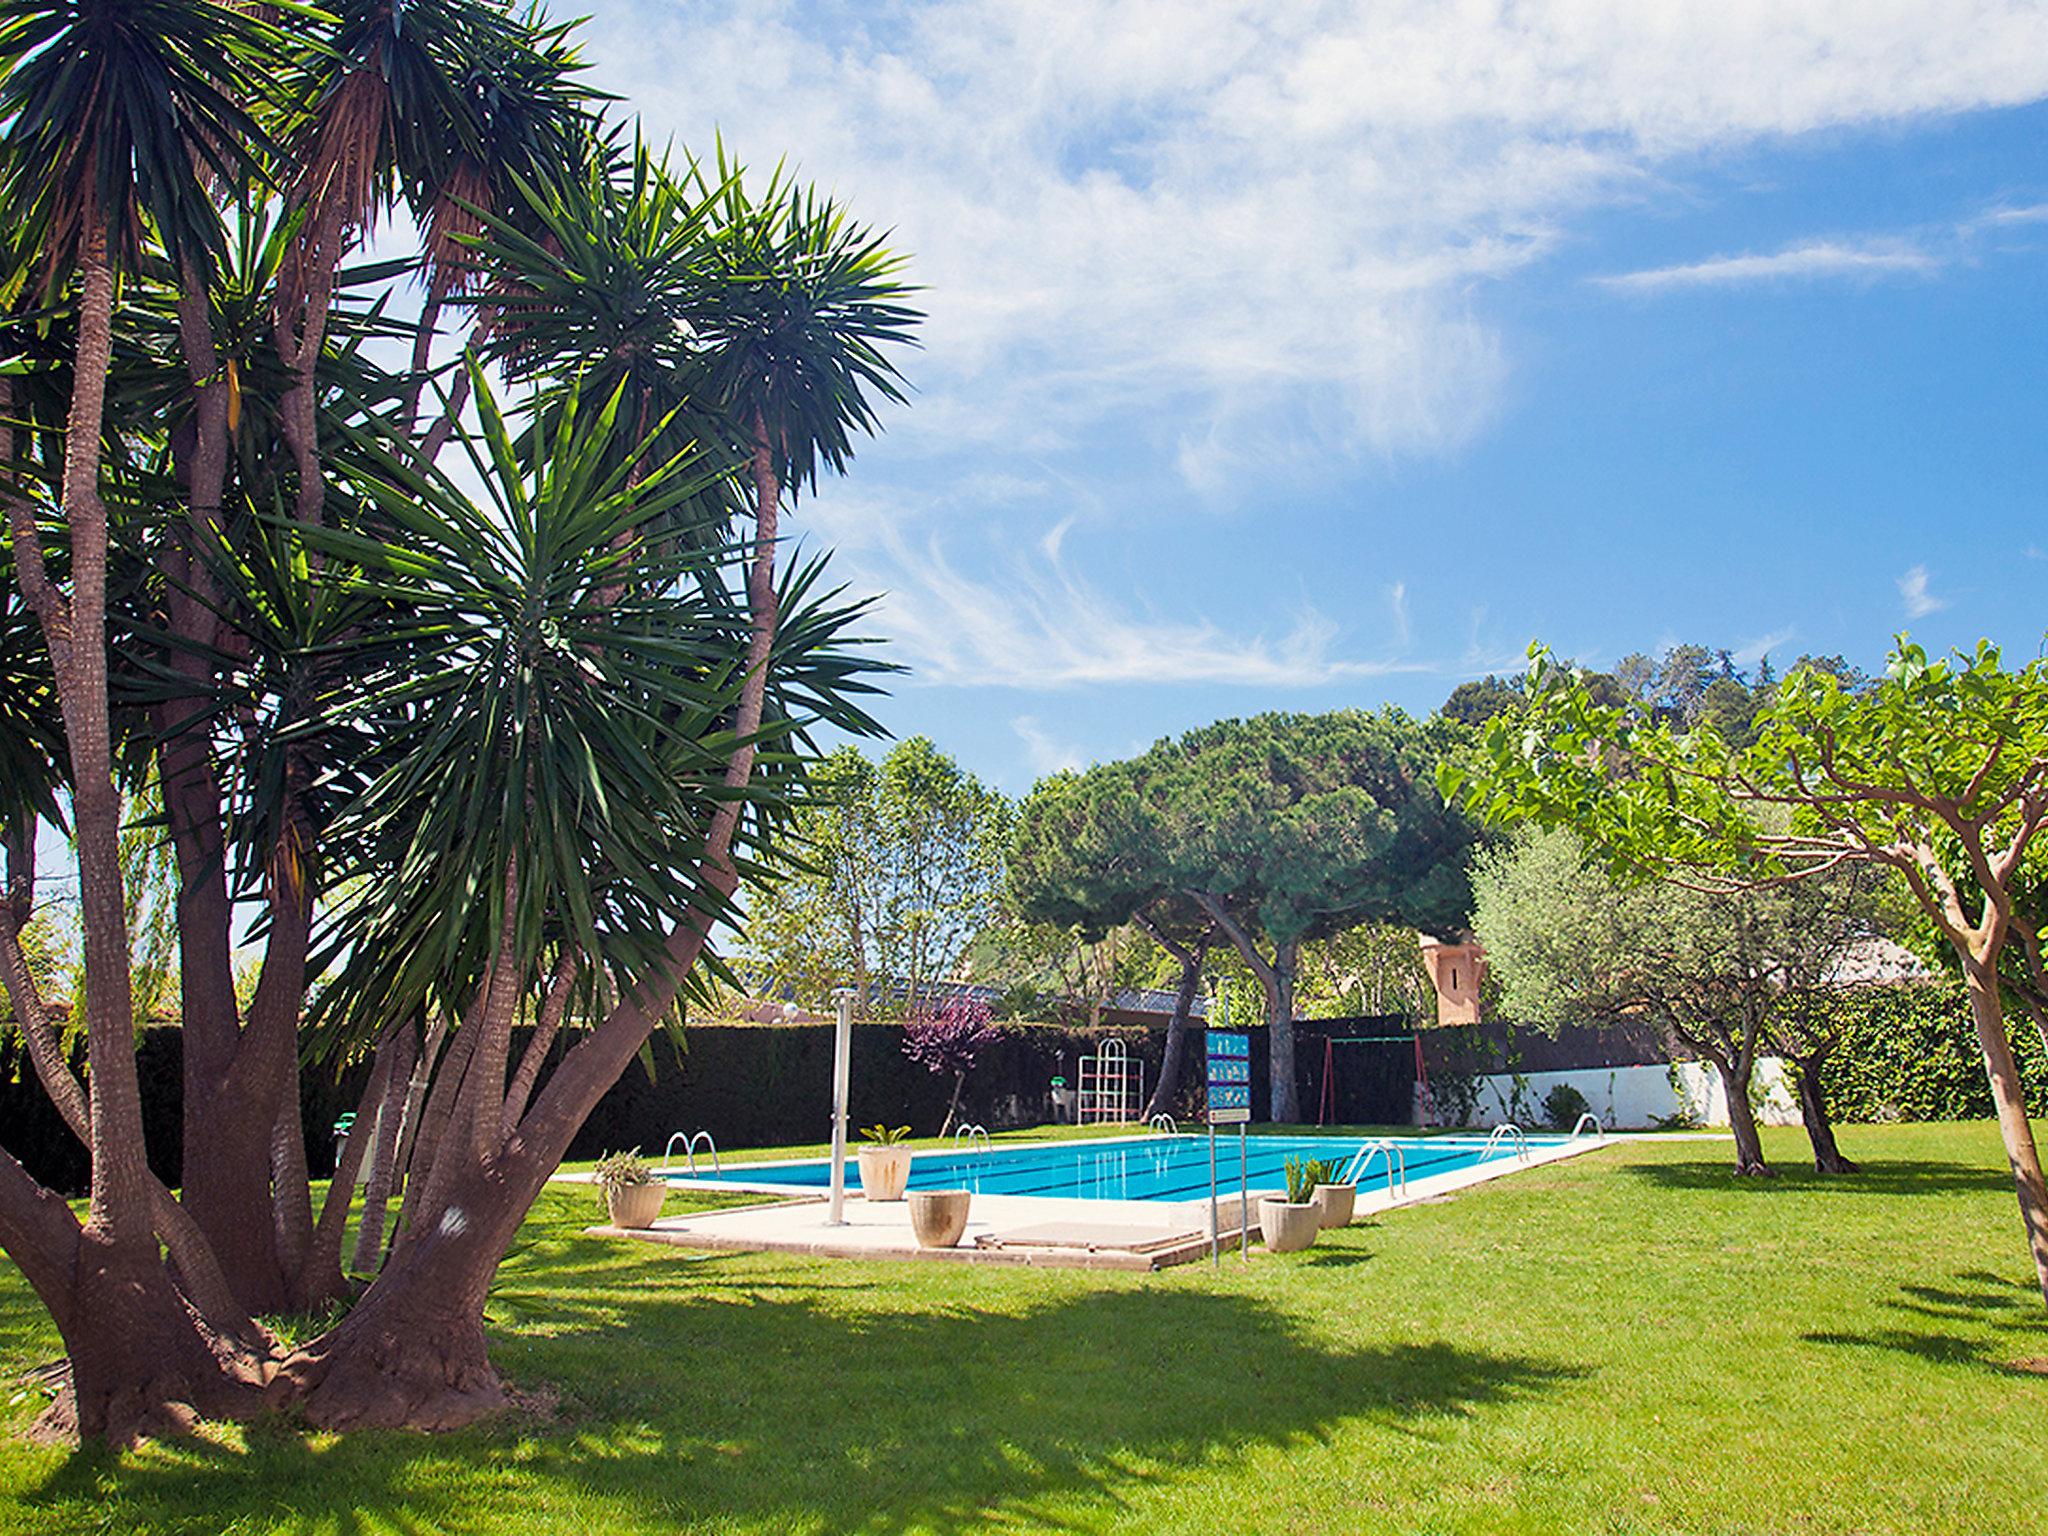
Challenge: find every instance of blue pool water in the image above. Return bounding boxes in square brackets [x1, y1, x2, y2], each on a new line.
[668, 1133, 1568, 1203]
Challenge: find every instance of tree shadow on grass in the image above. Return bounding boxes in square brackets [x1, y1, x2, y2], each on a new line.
[22, 1265, 1580, 1535]
[1621, 1158, 2013, 1197]
[1805, 1269, 2048, 1377]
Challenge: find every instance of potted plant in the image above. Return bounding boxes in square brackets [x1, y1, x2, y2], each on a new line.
[856, 1124, 915, 1201]
[908, 1189, 972, 1248]
[595, 1148, 664, 1230]
[1308, 1156, 1355, 1229]
[1257, 1156, 1323, 1253]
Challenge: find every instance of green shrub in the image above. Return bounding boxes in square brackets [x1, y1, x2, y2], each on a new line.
[1541, 1083, 1593, 1131]
[1818, 983, 2048, 1122]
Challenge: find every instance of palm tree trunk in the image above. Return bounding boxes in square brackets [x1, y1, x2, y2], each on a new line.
[281, 410, 789, 1431]
[351, 1024, 420, 1274]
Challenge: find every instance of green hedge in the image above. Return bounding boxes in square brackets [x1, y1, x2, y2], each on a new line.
[1817, 982, 2048, 1122]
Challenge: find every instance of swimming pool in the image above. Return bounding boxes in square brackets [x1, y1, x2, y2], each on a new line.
[667, 1132, 1571, 1204]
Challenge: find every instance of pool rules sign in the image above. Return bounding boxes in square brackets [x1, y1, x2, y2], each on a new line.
[1206, 1031, 1251, 1124]
[1205, 1031, 1251, 1265]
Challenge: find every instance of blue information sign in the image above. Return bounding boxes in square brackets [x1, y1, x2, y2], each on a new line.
[1206, 1031, 1251, 1124]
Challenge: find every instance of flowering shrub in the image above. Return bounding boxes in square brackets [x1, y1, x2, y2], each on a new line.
[903, 995, 1003, 1133]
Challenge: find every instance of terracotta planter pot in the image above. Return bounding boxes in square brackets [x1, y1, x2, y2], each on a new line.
[1258, 1197, 1321, 1253]
[857, 1143, 914, 1201]
[606, 1182, 665, 1230]
[908, 1189, 972, 1249]
[1313, 1182, 1357, 1229]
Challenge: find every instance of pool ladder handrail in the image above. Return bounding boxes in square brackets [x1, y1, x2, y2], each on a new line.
[952, 1123, 993, 1154]
[1569, 1112, 1604, 1141]
[1148, 1112, 1178, 1135]
[1482, 1123, 1530, 1162]
[659, 1129, 720, 1178]
[1339, 1137, 1408, 1198]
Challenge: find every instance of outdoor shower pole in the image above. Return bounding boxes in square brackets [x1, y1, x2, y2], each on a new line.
[828, 987, 854, 1226]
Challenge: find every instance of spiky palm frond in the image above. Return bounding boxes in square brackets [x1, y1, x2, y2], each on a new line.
[683, 141, 921, 494]
[0, 0, 288, 283]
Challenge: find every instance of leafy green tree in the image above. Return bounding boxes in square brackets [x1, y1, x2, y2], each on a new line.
[1441, 675, 1523, 728]
[1013, 714, 1477, 1122]
[1473, 826, 1873, 1173]
[1293, 923, 1436, 1021]
[1008, 763, 1218, 1113]
[747, 739, 1009, 1015]
[1446, 640, 2048, 1308]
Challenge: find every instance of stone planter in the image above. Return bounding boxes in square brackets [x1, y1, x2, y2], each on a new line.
[908, 1189, 972, 1249]
[1258, 1197, 1321, 1253]
[1313, 1182, 1356, 1230]
[857, 1143, 914, 1201]
[606, 1182, 665, 1230]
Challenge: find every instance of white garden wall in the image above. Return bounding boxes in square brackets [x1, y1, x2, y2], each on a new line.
[1453, 1058, 1800, 1131]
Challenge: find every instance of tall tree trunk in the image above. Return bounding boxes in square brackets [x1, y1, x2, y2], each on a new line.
[161, 268, 288, 1310]
[1268, 939, 1300, 1123]
[1790, 1052, 1857, 1174]
[1963, 958, 2048, 1311]
[280, 408, 789, 1430]
[1136, 915, 1205, 1121]
[1189, 895, 1299, 1121]
[941, 1070, 966, 1138]
[2, 235, 268, 1444]
[1709, 1051, 1769, 1175]
[352, 1024, 420, 1274]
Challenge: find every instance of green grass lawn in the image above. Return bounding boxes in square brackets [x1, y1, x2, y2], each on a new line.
[4, 1121, 2047, 1534]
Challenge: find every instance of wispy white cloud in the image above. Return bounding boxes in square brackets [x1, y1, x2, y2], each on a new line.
[591, 2, 2048, 477]
[1598, 238, 1940, 291]
[1388, 581, 1412, 650]
[1011, 715, 1087, 776]
[1898, 565, 1947, 619]
[1969, 201, 2048, 229]
[1733, 625, 1799, 668]
[873, 528, 1432, 688]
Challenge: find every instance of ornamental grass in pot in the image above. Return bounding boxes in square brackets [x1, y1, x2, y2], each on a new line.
[856, 1124, 915, 1201]
[1258, 1157, 1324, 1253]
[595, 1148, 665, 1230]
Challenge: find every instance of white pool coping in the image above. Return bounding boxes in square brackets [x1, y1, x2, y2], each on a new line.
[579, 1129, 1634, 1270]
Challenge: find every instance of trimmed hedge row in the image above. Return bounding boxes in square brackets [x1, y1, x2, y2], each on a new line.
[1, 1021, 1176, 1194]
[1815, 982, 2048, 1122]
[2, 1015, 1424, 1194]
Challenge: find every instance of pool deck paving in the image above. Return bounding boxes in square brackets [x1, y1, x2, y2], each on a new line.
[574, 1131, 1639, 1271]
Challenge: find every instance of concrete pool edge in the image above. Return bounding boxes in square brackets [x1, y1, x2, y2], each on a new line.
[582, 1130, 1645, 1271]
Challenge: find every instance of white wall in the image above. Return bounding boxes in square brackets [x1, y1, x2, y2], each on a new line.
[1454, 1058, 1800, 1130]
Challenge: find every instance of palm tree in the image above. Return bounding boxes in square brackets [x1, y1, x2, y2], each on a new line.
[273, 154, 918, 1430]
[403, 10, 594, 440]
[0, 0, 286, 1442]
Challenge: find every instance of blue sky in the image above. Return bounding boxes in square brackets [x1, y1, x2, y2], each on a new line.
[582, 1, 2048, 794]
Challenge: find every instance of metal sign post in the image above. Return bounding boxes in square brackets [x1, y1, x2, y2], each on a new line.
[827, 987, 854, 1226]
[1208, 1121, 1219, 1268]
[1239, 1123, 1249, 1265]
[1205, 1024, 1251, 1263]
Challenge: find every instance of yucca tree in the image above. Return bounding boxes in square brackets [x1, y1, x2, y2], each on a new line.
[404, 10, 595, 440]
[0, 0, 918, 1442]
[681, 146, 917, 842]
[0, 0, 294, 1441]
[275, 153, 913, 1431]
[272, 0, 540, 523]
[274, 365, 888, 1427]
[125, 198, 424, 1313]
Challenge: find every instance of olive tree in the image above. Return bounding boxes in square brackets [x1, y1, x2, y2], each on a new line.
[1473, 826, 1874, 1174]
[1446, 640, 2048, 1309]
